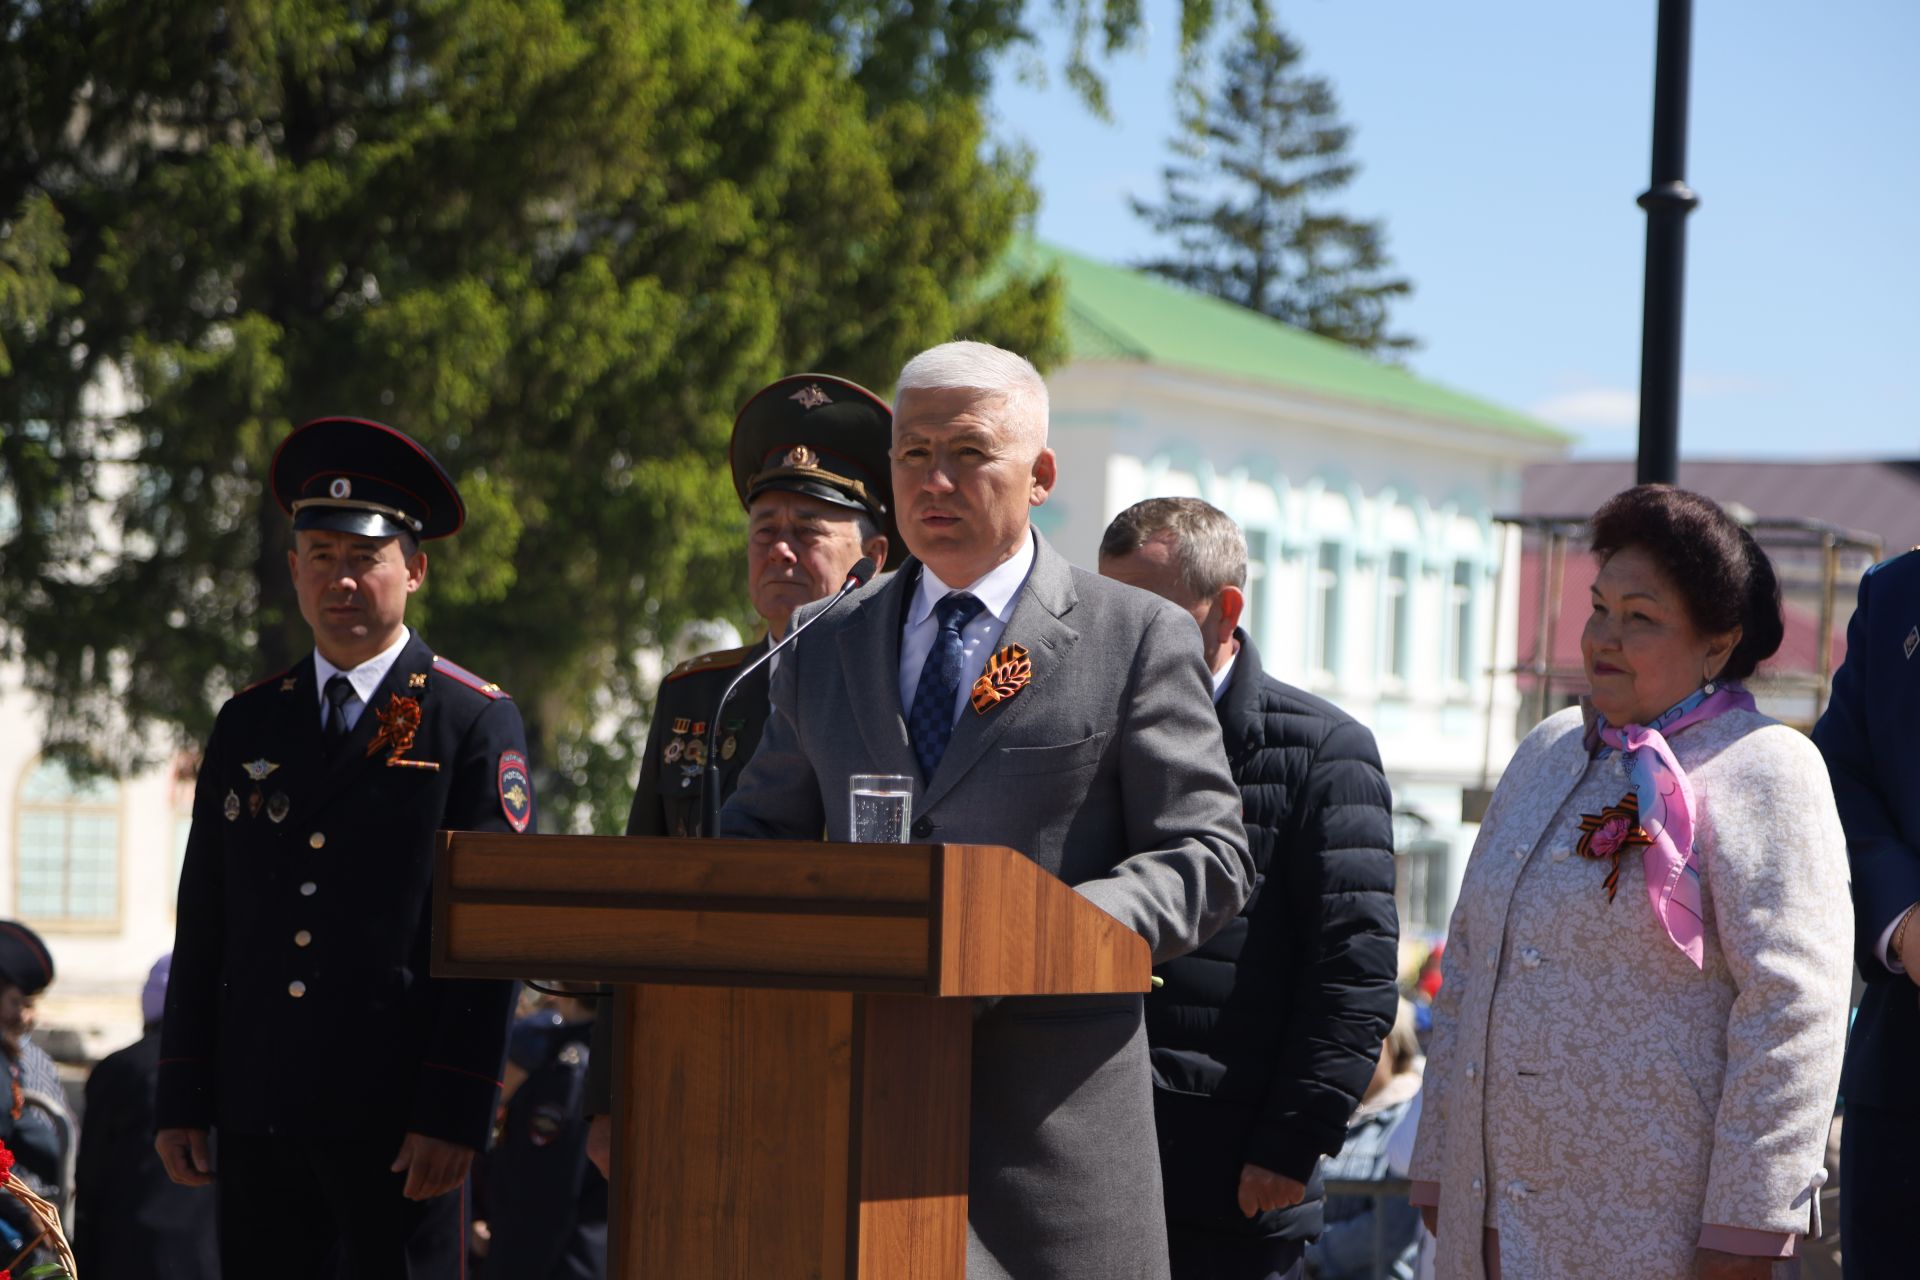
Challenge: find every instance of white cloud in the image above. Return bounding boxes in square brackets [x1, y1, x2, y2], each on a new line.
[1530, 387, 1639, 430]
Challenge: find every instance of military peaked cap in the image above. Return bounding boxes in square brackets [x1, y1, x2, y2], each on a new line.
[0, 920, 55, 995]
[271, 416, 465, 541]
[728, 374, 901, 568]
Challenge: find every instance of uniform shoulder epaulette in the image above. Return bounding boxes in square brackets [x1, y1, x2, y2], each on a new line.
[432, 654, 510, 699]
[665, 645, 753, 683]
[238, 665, 299, 696]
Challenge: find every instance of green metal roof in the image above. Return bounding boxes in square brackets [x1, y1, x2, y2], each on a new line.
[1022, 241, 1570, 444]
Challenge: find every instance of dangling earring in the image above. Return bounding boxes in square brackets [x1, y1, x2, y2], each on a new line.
[1702, 668, 1717, 696]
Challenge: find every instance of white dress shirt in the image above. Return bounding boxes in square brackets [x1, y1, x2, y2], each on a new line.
[1210, 649, 1239, 705]
[898, 532, 1036, 724]
[313, 626, 412, 733]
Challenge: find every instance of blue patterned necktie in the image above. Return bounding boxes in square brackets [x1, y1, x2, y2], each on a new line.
[907, 592, 986, 779]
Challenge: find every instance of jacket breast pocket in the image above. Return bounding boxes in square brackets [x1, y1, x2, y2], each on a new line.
[996, 732, 1106, 776]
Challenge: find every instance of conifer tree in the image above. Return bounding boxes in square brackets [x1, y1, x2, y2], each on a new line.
[1133, 16, 1415, 357]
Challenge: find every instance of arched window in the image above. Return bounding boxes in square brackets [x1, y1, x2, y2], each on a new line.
[15, 759, 121, 924]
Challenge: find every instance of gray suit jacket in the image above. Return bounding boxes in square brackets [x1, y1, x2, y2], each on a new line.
[721, 531, 1253, 1279]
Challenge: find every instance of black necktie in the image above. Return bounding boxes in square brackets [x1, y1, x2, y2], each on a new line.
[323, 675, 355, 755]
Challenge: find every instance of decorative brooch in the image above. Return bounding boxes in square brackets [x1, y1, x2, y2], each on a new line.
[970, 644, 1032, 714]
[367, 693, 438, 770]
[1574, 792, 1653, 901]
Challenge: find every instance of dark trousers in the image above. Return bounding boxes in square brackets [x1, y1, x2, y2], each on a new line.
[1841, 1101, 1920, 1280]
[1167, 1227, 1305, 1280]
[216, 1133, 466, 1280]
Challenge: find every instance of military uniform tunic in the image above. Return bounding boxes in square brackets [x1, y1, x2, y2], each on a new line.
[158, 632, 533, 1150]
[624, 638, 769, 839]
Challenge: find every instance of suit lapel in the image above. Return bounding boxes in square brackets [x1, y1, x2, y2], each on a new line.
[922, 534, 1081, 810]
[836, 571, 918, 778]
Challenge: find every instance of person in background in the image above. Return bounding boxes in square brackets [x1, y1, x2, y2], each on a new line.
[1099, 497, 1399, 1280]
[1411, 486, 1851, 1279]
[583, 372, 896, 1176]
[474, 985, 605, 1279]
[1811, 542, 1920, 1279]
[1304, 1000, 1423, 1280]
[0, 920, 73, 1267]
[74, 953, 221, 1279]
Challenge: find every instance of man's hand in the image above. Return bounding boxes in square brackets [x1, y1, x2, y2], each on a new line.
[1694, 1247, 1778, 1279]
[587, 1114, 612, 1178]
[390, 1132, 476, 1201]
[1236, 1163, 1306, 1217]
[155, 1127, 215, 1187]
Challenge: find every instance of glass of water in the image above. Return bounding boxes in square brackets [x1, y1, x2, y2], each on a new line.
[849, 774, 914, 843]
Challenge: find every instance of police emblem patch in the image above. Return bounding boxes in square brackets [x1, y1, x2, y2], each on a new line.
[498, 751, 533, 832]
[789, 383, 833, 410]
[329, 477, 352, 499]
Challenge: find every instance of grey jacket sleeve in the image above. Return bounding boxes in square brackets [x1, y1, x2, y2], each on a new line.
[718, 637, 825, 839]
[1075, 604, 1254, 963]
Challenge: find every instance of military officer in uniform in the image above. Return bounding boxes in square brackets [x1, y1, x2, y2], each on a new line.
[624, 372, 896, 839]
[585, 372, 895, 1171]
[155, 417, 535, 1280]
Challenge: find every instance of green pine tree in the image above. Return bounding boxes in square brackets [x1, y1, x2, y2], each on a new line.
[1133, 15, 1415, 357]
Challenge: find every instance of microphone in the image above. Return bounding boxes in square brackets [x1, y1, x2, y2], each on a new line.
[701, 556, 877, 834]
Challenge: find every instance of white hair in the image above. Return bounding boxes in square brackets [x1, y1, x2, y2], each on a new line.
[895, 340, 1049, 447]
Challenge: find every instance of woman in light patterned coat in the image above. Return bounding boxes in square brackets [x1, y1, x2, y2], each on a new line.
[1411, 486, 1852, 1280]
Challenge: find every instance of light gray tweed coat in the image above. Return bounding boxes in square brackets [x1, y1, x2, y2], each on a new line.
[1411, 704, 1851, 1279]
[721, 532, 1253, 1280]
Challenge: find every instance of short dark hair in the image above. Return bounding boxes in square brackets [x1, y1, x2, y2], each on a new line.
[1587, 485, 1783, 683]
[1098, 497, 1247, 598]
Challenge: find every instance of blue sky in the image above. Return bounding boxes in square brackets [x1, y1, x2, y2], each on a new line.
[988, 0, 1918, 459]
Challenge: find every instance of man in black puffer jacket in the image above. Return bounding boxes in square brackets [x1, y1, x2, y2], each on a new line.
[1102, 499, 1400, 1280]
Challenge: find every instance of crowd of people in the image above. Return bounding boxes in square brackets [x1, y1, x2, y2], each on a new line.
[6, 338, 1913, 1278]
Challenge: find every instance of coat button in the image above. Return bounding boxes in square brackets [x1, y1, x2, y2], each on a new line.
[910, 816, 934, 839]
[1471, 1177, 1484, 1193]
[1552, 847, 1571, 863]
[1520, 947, 1542, 969]
[294, 930, 312, 948]
[309, 832, 326, 849]
[1465, 1061, 1478, 1080]
[299, 881, 317, 896]
[288, 980, 307, 998]
[1507, 1180, 1529, 1199]
[1511, 845, 1527, 862]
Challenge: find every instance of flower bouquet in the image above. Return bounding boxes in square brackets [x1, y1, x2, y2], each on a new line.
[0, 1138, 75, 1279]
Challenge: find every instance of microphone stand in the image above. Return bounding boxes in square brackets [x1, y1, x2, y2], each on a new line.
[701, 556, 875, 836]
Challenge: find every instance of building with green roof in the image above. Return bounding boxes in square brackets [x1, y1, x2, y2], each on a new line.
[1026, 241, 1570, 930]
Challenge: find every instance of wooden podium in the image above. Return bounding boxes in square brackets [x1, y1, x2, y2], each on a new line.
[431, 831, 1151, 1279]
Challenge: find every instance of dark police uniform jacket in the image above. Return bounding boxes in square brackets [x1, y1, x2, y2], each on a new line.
[624, 638, 770, 839]
[158, 631, 533, 1151]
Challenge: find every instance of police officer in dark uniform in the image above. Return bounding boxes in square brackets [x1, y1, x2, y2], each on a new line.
[475, 990, 606, 1279]
[624, 372, 896, 839]
[155, 417, 535, 1280]
[585, 373, 895, 1169]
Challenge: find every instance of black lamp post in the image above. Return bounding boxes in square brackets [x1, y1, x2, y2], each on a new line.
[1635, 0, 1699, 486]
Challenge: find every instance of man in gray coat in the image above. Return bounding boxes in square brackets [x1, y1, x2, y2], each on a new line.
[720, 340, 1253, 1280]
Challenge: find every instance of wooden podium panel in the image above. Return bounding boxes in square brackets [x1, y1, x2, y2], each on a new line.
[432, 831, 1150, 1279]
[614, 987, 970, 1279]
